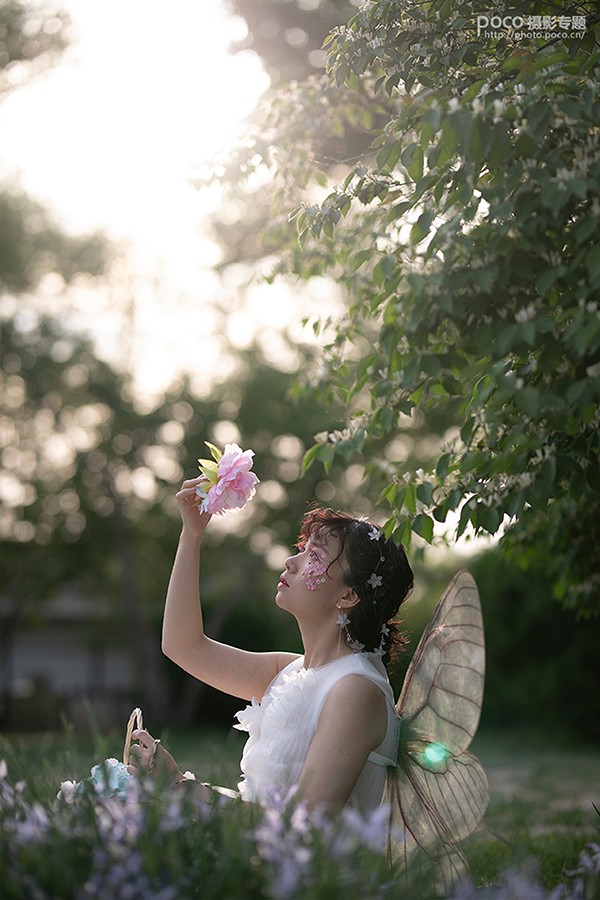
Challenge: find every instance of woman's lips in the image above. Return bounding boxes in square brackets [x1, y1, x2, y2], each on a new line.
[278, 575, 289, 589]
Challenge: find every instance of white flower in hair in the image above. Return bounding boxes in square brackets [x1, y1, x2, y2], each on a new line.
[368, 573, 383, 589]
[336, 610, 351, 627]
[368, 526, 382, 541]
[346, 635, 365, 652]
[372, 623, 390, 657]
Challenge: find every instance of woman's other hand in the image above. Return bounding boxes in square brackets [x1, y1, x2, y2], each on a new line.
[127, 729, 183, 783]
[176, 477, 212, 541]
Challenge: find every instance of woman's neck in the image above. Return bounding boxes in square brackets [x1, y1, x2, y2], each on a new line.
[298, 622, 353, 670]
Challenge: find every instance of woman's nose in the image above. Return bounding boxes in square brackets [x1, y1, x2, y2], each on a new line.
[284, 552, 299, 571]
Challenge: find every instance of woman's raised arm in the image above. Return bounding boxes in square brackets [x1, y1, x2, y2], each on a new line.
[161, 477, 297, 702]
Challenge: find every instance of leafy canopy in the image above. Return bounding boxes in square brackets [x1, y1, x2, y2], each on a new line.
[215, 0, 600, 615]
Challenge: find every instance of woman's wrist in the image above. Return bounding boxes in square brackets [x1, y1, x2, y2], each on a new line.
[180, 526, 204, 545]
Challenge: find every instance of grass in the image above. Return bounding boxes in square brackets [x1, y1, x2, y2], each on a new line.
[1, 726, 598, 895]
[0, 723, 246, 802]
[464, 732, 599, 890]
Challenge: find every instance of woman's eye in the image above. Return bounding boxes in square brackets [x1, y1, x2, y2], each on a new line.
[309, 549, 319, 559]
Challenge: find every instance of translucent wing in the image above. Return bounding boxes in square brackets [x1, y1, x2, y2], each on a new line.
[387, 571, 488, 890]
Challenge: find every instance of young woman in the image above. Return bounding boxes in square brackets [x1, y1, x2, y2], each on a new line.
[128, 475, 414, 813]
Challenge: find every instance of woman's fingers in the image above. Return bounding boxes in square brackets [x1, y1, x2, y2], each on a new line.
[129, 729, 159, 775]
[129, 730, 182, 781]
[175, 483, 212, 534]
[127, 746, 148, 774]
[132, 728, 155, 748]
[180, 477, 204, 490]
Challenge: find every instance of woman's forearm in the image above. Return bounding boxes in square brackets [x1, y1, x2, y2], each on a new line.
[161, 528, 205, 658]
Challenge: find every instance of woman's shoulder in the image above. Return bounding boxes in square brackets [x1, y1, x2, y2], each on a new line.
[328, 669, 387, 703]
[323, 654, 396, 713]
[319, 670, 388, 750]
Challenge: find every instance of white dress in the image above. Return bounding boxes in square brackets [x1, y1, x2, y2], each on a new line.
[233, 653, 400, 814]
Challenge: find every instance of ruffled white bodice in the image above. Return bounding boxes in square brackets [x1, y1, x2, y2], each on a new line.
[234, 653, 399, 813]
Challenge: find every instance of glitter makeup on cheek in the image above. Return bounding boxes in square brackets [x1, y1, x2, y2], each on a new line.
[301, 555, 328, 591]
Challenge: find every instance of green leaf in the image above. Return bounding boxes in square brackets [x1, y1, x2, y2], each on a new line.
[390, 199, 415, 219]
[409, 209, 435, 245]
[566, 380, 590, 406]
[574, 219, 598, 245]
[401, 142, 424, 182]
[374, 255, 395, 286]
[301, 443, 322, 474]
[318, 443, 336, 473]
[379, 406, 395, 431]
[197, 459, 218, 477]
[436, 453, 451, 481]
[457, 502, 473, 538]
[515, 387, 540, 416]
[378, 482, 398, 505]
[376, 141, 402, 172]
[449, 109, 472, 151]
[540, 456, 556, 486]
[403, 484, 416, 515]
[416, 482, 434, 505]
[412, 513, 434, 542]
[350, 249, 372, 272]
[204, 441, 223, 462]
[476, 506, 502, 534]
[537, 267, 563, 295]
[585, 244, 600, 287]
[394, 517, 412, 547]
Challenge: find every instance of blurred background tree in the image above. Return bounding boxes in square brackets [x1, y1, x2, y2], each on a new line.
[0, 1, 109, 292]
[470, 551, 600, 742]
[226, 0, 359, 85]
[0, 0, 70, 95]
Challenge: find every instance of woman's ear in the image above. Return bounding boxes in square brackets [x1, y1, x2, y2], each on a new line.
[338, 587, 361, 609]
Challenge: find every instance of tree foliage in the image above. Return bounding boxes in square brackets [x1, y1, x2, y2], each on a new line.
[215, 0, 600, 615]
[0, 190, 109, 293]
[0, 0, 110, 291]
[0, 0, 70, 94]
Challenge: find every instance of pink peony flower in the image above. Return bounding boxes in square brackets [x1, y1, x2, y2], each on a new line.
[196, 442, 259, 515]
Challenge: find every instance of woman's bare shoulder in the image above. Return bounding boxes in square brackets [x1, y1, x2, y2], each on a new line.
[322, 672, 387, 737]
[328, 671, 387, 705]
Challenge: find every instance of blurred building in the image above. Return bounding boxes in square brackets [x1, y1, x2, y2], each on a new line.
[0, 589, 134, 732]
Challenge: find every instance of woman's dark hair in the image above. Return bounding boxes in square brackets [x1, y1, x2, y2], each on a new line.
[297, 507, 414, 669]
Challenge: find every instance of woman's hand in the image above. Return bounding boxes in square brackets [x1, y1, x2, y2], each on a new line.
[127, 729, 183, 783]
[176, 477, 212, 541]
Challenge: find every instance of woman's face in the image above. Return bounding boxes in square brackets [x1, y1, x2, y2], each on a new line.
[276, 528, 349, 616]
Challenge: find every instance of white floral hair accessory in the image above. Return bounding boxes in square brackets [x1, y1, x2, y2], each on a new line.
[336, 521, 393, 655]
[372, 624, 390, 658]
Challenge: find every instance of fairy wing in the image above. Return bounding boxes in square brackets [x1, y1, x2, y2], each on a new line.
[387, 571, 488, 887]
